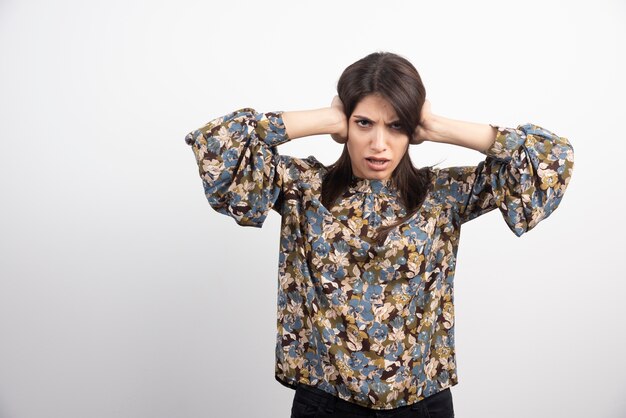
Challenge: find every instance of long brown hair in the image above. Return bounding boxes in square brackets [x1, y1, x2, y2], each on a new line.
[321, 52, 435, 245]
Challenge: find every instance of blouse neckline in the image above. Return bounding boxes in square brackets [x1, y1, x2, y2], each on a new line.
[348, 174, 397, 196]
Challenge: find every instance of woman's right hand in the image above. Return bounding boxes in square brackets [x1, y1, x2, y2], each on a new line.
[330, 95, 348, 144]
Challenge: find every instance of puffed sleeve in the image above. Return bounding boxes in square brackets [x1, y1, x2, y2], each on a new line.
[184, 108, 292, 228]
[437, 123, 574, 237]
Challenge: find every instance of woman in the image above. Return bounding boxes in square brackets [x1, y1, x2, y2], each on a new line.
[184, 52, 574, 417]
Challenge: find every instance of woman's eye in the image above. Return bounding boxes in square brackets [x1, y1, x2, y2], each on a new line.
[356, 119, 370, 127]
[391, 123, 402, 130]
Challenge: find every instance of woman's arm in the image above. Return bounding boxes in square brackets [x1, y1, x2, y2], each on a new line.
[184, 108, 291, 227]
[184, 98, 346, 227]
[423, 101, 575, 236]
[282, 108, 345, 140]
[413, 100, 497, 152]
[282, 97, 347, 141]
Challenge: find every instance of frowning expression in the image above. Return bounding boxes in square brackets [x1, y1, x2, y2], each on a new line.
[346, 94, 409, 180]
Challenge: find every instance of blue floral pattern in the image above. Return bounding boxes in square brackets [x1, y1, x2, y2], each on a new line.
[184, 108, 574, 409]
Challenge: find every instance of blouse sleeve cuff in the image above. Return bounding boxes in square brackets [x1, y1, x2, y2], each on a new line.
[255, 111, 291, 147]
[480, 123, 526, 161]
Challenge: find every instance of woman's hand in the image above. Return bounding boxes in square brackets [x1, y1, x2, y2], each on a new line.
[411, 99, 435, 145]
[330, 95, 348, 144]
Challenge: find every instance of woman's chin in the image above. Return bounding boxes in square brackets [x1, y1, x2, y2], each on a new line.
[361, 170, 391, 180]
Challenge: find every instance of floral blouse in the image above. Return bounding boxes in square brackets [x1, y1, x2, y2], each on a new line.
[184, 108, 574, 410]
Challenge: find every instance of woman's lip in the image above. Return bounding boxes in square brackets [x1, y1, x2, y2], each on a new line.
[365, 158, 390, 171]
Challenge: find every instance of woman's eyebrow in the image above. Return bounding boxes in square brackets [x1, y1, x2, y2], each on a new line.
[352, 114, 400, 124]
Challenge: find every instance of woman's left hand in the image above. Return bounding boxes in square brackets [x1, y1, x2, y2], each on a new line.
[411, 99, 435, 145]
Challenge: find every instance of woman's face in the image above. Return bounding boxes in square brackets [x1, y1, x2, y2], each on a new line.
[346, 94, 409, 181]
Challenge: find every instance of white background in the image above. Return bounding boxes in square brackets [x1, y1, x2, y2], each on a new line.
[1, 1, 624, 417]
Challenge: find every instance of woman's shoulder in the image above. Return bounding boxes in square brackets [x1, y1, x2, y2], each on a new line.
[279, 154, 326, 171]
[426, 165, 478, 207]
[430, 165, 477, 186]
[278, 154, 328, 187]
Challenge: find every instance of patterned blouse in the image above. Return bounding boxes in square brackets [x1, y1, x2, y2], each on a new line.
[184, 108, 574, 410]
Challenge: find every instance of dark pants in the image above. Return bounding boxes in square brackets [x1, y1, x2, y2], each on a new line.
[291, 384, 454, 418]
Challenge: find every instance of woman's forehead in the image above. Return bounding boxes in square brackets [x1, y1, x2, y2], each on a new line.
[352, 95, 399, 121]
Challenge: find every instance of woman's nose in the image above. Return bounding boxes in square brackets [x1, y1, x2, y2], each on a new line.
[370, 128, 387, 151]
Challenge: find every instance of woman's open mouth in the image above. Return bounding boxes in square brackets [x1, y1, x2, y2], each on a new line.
[365, 157, 390, 171]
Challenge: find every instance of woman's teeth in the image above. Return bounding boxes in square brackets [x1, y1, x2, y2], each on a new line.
[367, 158, 388, 165]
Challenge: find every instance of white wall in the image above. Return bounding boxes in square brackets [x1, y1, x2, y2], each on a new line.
[1, 0, 624, 417]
